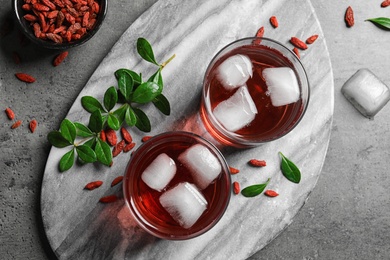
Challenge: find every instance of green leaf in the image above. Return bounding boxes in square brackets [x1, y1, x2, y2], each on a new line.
[88, 110, 104, 133]
[107, 113, 120, 130]
[83, 137, 96, 148]
[279, 152, 301, 183]
[241, 178, 271, 197]
[81, 96, 106, 113]
[133, 107, 151, 132]
[153, 94, 170, 115]
[115, 69, 142, 86]
[116, 88, 127, 103]
[59, 149, 75, 172]
[48, 131, 72, 148]
[137, 38, 159, 65]
[118, 73, 134, 101]
[113, 104, 128, 124]
[131, 82, 161, 104]
[60, 119, 76, 144]
[125, 106, 137, 126]
[104, 86, 118, 111]
[95, 139, 112, 166]
[74, 122, 94, 137]
[365, 17, 390, 30]
[148, 69, 163, 89]
[76, 144, 97, 163]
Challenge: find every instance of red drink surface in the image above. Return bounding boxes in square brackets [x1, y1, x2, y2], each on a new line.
[123, 132, 231, 239]
[201, 44, 305, 145]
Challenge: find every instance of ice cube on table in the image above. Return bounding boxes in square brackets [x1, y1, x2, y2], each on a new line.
[141, 153, 176, 192]
[341, 68, 390, 118]
[217, 54, 253, 90]
[262, 67, 300, 106]
[159, 182, 207, 229]
[213, 85, 258, 132]
[178, 144, 221, 190]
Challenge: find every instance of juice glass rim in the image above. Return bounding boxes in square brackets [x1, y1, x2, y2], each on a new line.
[122, 131, 232, 240]
[201, 37, 310, 147]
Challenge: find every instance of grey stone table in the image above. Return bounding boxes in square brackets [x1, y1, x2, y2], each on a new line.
[0, 1, 389, 260]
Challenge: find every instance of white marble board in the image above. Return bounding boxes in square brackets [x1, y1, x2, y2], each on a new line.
[41, 0, 334, 259]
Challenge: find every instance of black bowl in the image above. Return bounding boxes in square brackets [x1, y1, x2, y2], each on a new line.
[12, 0, 107, 50]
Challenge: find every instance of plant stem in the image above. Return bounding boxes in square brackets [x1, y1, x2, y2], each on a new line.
[74, 136, 94, 146]
[160, 54, 176, 69]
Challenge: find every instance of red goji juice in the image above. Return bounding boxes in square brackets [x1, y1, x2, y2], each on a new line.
[123, 131, 231, 240]
[201, 37, 309, 147]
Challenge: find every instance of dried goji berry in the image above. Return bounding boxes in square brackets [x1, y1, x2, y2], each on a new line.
[264, 190, 279, 197]
[46, 33, 63, 43]
[11, 120, 22, 129]
[22, 4, 32, 11]
[269, 16, 278, 28]
[5, 108, 15, 120]
[53, 51, 68, 66]
[15, 73, 36, 83]
[23, 14, 38, 22]
[99, 195, 118, 203]
[381, 0, 390, 7]
[82, 11, 90, 27]
[256, 26, 264, 37]
[100, 130, 106, 142]
[229, 166, 240, 174]
[41, 0, 56, 10]
[120, 127, 132, 143]
[123, 142, 135, 153]
[142, 135, 152, 142]
[293, 47, 300, 58]
[253, 26, 264, 45]
[105, 129, 117, 146]
[233, 181, 240, 194]
[290, 37, 307, 50]
[29, 119, 37, 133]
[345, 6, 354, 27]
[248, 159, 267, 167]
[32, 23, 41, 38]
[47, 10, 59, 19]
[306, 34, 318, 44]
[112, 140, 125, 157]
[33, 3, 50, 12]
[111, 176, 124, 187]
[84, 180, 103, 190]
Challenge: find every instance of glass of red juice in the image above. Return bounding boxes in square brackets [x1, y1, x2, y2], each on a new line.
[123, 131, 231, 240]
[200, 37, 310, 147]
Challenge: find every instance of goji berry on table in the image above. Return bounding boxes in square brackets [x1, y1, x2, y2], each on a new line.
[15, 73, 35, 83]
[84, 180, 103, 190]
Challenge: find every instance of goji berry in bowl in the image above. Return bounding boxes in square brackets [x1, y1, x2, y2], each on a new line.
[12, 0, 107, 50]
[123, 131, 232, 240]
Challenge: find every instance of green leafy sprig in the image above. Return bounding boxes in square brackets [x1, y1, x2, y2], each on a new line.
[279, 152, 301, 183]
[365, 17, 390, 30]
[48, 38, 175, 172]
[241, 178, 271, 197]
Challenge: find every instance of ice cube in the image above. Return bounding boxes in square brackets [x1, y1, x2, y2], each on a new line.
[262, 67, 300, 106]
[159, 182, 207, 229]
[178, 144, 221, 190]
[141, 153, 176, 192]
[217, 54, 253, 90]
[213, 85, 258, 132]
[341, 68, 390, 118]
